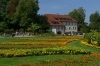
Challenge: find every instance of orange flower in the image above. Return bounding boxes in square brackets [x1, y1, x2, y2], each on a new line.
[60, 44, 67, 47]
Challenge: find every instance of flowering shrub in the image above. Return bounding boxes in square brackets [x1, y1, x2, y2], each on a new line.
[84, 30, 100, 46]
[0, 47, 91, 57]
[81, 41, 100, 49]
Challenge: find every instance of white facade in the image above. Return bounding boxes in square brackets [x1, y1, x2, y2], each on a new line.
[51, 22, 77, 34]
[51, 26, 65, 34]
[63, 22, 77, 33]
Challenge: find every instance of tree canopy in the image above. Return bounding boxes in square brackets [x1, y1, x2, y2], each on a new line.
[68, 7, 87, 32]
[89, 11, 100, 32]
[12, 0, 39, 29]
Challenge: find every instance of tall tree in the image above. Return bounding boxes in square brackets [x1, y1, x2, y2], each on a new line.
[0, 0, 10, 13]
[89, 11, 100, 32]
[0, 0, 10, 31]
[68, 7, 86, 32]
[0, 0, 10, 21]
[7, 0, 20, 17]
[36, 14, 50, 33]
[13, 0, 39, 29]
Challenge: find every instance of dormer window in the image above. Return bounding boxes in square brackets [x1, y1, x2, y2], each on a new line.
[70, 19, 72, 21]
[59, 18, 62, 20]
[55, 18, 59, 20]
[63, 18, 66, 20]
[52, 22, 59, 24]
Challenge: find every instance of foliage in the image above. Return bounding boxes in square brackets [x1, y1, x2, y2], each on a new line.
[68, 7, 89, 33]
[31, 22, 40, 33]
[13, 0, 39, 29]
[0, 47, 91, 58]
[7, 0, 20, 17]
[0, 0, 10, 13]
[0, 22, 8, 31]
[82, 41, 100, 49]
[36, 14, 50, 33]
[26, 27, 32, 32]
[84, 30, 100, 46]
[10, 28, 14, 33]
[89, 11, 100, 32]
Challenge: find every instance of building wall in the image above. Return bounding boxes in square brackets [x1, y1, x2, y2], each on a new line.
[50, 22, 77, 35]
[51, 26, 64, 34]
[62, 22, 77, 33]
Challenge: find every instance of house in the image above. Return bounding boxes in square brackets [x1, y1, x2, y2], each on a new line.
[45, 14, 78, 35]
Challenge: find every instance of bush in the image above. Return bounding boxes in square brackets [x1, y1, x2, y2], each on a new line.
[84, 30, 100, 46]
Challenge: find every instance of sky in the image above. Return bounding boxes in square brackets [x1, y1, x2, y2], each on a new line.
[38, 0, 100, 23]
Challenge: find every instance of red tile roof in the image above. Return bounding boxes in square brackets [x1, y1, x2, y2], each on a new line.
[45, 14, 77, 26]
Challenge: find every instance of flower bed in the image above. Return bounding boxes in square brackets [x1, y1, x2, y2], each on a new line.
[0, 36, 88, 58]
[81, 41, 100, 49]
[0, 47, 91, 58]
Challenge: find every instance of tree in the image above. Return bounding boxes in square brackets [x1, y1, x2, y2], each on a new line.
[89, 11, 100, 32]
[68, 7, 86, 32]
[0, 0, 11, 31]
[36, 14, 50, 33]
[13, 0, 39, 29]
[0, 0, 10, 13]
[7, 0, 20, 17]
[0, 0, 10, 22]
[31, 22, 40, 34]
[0, 22, 8, 32]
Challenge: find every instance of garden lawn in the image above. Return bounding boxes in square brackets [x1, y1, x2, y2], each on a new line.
[0, 37, 21, 42]
[0, 37, 100, 66]
[68, 40, 100, 53]
[0, 55, 83, 66]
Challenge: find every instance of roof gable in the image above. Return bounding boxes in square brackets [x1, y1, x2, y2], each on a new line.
[45, 14, 77, 26]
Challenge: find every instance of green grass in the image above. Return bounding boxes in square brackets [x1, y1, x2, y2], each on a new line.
[0, 37, 57, 42]
[0, 37, 20, 42]
[68, 40, 100, 53]
[0, 55, 81, 66]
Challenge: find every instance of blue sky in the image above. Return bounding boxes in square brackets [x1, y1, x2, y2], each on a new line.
[38, 0, 100, 23]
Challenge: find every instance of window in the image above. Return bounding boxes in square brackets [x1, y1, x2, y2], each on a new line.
[69, 27, 71, 30]
[68, 22, 70, 25]
[55, 18, 59, 20]
[70, 19, 72, 21]
[75, 27, 76, 30]
[63, 18, 66, 20]
[63, 22, 65, 25]
[61, 27, 63, 29]
[67, 18, 70, 20]
[66, 22, 67, 25]
[59, 18, 62, 20]
[58, 27, 59, 29]
[73, 27, 74, 29]
[52, 22, 59, 24]
[72, 22, 73, 25]
[75, 23, 77, 25]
